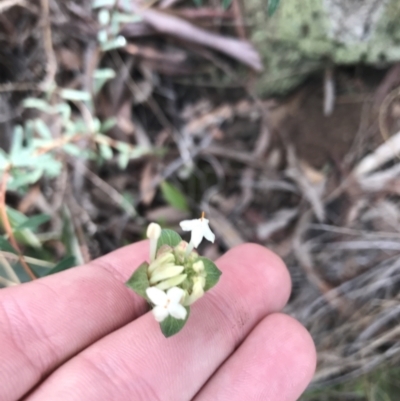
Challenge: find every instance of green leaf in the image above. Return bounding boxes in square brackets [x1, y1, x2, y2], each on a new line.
[160, 181, 188, 212]
[198, 257, 222, 291]
[5, 207, 42, 248]
[222, 0, 232, 9]
[267, 0, 280, 16]
[15, 214, 50, 231]
[45, 256, 76, 276]
[125, 262, 150, 299]
[0, 236, 18, 254]
[157, 229, 182, 252]
[160, 306, 190, 337]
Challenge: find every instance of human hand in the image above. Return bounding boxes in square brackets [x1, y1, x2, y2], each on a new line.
[0, 242, 316, 401]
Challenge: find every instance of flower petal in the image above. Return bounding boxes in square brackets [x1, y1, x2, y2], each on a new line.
[146, 287, 168, 306]
[168, 303, 187, 320]
[166, 287, 184, 303]
[190, 227, 204, 248]
[201, 221, 215, 243]
[152, 306, 169, 322]
[179, 219, 196, 231]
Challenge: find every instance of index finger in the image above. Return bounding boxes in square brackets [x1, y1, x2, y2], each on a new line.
[0, 241, 149, 401]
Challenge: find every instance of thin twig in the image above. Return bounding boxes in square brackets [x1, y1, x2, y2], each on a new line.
[0, 169, 37, 280]
[39, 0, 57, 89]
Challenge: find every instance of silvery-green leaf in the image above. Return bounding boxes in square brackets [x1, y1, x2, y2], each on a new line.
[34, 119, 52, 139]
[10, 149, 36, 167]
[94, 69, 116, 93]
[8, 169, 43, 189]
[118, 151, 130, 169]
[112, 12, 142, 24]
[92, 0, 115, 8]
[101, 36, 127, 51]
[60, 89, 91, 102]
[94, 68, 116, 80]
[92, 118, 101, 133]
[55, 103, 71, 122]
[23, 98, 53, 113]
[10, 126, 23, 158]
[100, 117, 117, 132]
[160, 307, 190, 338]
[98, 9, 110, 25]
[97, 29, 108, 44]
[99, 143, 113, 160]
[63, 144, 82, 157]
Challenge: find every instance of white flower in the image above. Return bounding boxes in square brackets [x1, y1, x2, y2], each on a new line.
[146, 287, 187, 322]
[180, 214, 215, 248]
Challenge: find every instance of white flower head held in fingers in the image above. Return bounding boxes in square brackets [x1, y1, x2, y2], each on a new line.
[125, 216, 221, 338]
[180, 212, 215, 254]
[146, 287, 187, 322]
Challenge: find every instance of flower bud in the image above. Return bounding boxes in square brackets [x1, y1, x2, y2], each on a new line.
[148, 252, 175, 274]
[147, 223, 161, 240]
[155, 274, 187, 290]
[183, 276, 205, 306]
[150, 265, 185, 284]
[156, 244, 173, 258]
[192, 260, 204, 273]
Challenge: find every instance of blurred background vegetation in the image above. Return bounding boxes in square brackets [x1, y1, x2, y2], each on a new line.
[1, 0, 400, 399]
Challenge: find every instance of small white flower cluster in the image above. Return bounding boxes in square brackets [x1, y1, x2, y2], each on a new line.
[145, 215, 215, 323]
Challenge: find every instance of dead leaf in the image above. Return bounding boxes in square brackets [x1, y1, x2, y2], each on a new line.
[140, 162, 158, 205]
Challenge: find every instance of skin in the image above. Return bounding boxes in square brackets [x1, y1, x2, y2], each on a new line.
[0, 242, 316, 401]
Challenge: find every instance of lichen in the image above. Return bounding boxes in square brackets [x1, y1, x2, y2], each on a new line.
[245, 0, 400, 95]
